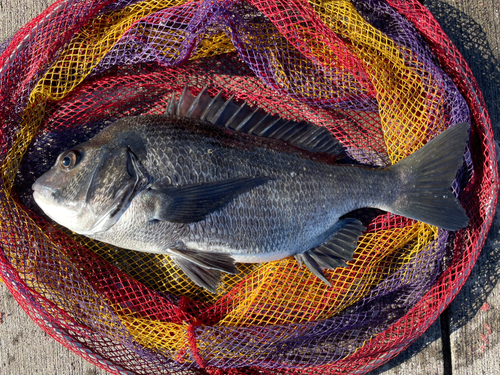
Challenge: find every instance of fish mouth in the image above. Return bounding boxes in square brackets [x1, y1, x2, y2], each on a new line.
[33, 181, 50, 196]
[32, 180, 82, 228]
[32, 181, 56, 200]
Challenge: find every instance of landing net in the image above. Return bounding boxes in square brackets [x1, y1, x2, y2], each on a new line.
[0, 0, 497, 374]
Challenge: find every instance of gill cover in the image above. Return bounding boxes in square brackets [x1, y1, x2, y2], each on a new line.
[81, 146, 150, 234]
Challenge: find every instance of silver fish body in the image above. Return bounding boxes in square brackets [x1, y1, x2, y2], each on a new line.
[33, 88, 470, 292]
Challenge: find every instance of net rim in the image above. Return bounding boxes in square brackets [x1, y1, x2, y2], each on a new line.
[0, 0, 498, 374]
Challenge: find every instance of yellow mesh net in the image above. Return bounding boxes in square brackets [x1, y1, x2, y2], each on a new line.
[2, 0, 490, 372]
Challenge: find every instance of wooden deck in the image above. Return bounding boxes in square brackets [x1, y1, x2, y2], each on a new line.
[1, 0, 499, 374]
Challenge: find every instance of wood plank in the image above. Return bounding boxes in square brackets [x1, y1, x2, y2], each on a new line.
[448, 223, 500, 375]
[0, 283, 109, 375]
[0, 0, 56, 44]
[425, 0, 500, 374]
[447, 220, 500, 374]
[0, 1, 108, 374]
[367, 319, 444, 375]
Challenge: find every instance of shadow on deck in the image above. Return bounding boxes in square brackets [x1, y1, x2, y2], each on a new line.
[369, 0, 500, 373]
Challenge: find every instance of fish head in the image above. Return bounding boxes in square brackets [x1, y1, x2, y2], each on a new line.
[33, 138, 148, 235]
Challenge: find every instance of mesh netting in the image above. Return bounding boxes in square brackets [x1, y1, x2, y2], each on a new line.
[0, 0, 497, 374]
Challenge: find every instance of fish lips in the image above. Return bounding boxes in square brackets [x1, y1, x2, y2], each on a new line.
[32, 179, 82, 230]
[32, 165, 95, 231]
[32, 179, 54, 200]
[32, 175, 61, 210]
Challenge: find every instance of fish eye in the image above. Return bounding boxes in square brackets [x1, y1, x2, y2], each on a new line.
[59, 150, 81, 170]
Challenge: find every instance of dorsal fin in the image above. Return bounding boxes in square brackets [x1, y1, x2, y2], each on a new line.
[165, 87, 344, 156]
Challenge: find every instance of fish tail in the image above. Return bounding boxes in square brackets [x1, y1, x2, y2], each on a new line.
[388, 122, 470, 231]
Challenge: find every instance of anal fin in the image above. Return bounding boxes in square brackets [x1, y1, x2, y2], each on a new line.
[295, 218, 365, 286]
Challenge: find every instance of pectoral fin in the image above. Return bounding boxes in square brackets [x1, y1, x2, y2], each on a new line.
[295, 218, 366, 286]
[149, 177, 272, 223]
[169, 247, 238, 293]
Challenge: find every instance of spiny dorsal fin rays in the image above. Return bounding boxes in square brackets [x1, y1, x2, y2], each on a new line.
[210, 95, 236, 125]
[166, 93, 177, 115]
[185, 86, 210, 118]
[239, 112, 270, 133]
[176, 86, 191, 116]
[200, 90, 224, 121]
[233, 110, 259, 132]
[225, 101, 250, 129]
[166, 86, 344, 157]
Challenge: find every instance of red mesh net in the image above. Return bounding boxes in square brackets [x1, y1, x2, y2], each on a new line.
[0, 0, 497, 374]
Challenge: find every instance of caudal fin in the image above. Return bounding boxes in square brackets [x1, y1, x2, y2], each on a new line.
[389, 122, 470, 231]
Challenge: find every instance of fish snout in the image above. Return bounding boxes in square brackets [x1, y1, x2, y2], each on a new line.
[32, 180, 55, 200]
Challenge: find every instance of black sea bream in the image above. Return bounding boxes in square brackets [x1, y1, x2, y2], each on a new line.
[32, 87, 470, 292]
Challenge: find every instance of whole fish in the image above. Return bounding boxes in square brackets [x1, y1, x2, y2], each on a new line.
[32, 87, 469, 292]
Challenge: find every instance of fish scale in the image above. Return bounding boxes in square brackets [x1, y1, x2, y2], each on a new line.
[104, 116, 347, 255]
[33, 88, 470, 292]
